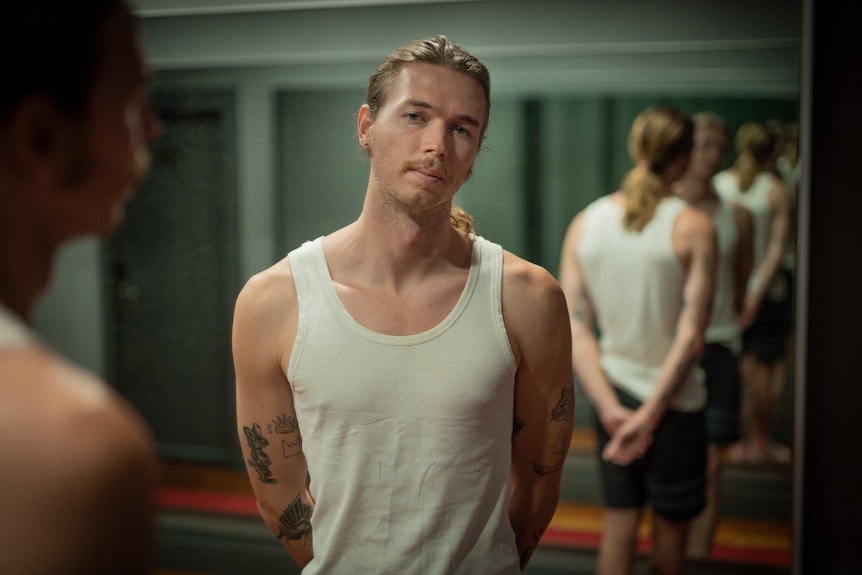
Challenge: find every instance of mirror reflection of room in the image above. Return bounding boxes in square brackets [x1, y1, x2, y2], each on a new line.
[29, 1, 800, 574]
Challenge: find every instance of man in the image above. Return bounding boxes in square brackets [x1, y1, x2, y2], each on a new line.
[233, 35, 573, 574]
[559, 106, 716, 575]
[674, 112, 753, 558]
[713, 121, 793, 464]
[0, 2, 161, 573]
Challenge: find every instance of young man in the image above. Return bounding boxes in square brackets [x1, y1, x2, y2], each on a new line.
[559, 107, 716, 575]
[674, 112, 754, 558]
[233, 35, 574, 574]
[713, 121, 793, 464]
[0, 1, 162, 574]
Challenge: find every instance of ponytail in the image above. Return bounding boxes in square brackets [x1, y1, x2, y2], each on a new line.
[622, 164, 670, 232]
[450, 203, 475, 237]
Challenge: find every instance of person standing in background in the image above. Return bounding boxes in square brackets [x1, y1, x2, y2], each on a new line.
[714, 121, 792, 465]
[560, 106, 716, 575]
[674, 112, 754, 558]
[0, 1, 162, 574]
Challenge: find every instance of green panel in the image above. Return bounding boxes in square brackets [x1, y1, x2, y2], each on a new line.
[276, 90, 368, 255]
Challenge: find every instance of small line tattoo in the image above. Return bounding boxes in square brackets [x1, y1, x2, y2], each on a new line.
[277, 494, 313, 543]
[282, 438, 302, 458]
[243, 423, 278, 485]
[513, 416, 526, 435]
[268, 414, 299, 434]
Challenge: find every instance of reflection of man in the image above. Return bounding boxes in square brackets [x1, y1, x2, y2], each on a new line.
[233, 35, 573, 573]
[560, 107, 716, 575]
[0, 2, 161, 573]
[674, 112, 753, 558]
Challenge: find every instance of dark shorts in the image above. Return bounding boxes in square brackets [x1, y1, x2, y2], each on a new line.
[593, 387, 706, 521]
[701, 343, 742, 445]
[742, 268, 794, 362]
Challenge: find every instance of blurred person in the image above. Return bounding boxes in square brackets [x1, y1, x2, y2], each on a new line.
[233, 35, 573, 574]
[559, 106, 716, 575]
[0, 1, 162, 574]
[714, 121, 793, 464]
[674, 112, 753, 558]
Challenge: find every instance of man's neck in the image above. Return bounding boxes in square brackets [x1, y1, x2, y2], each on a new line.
[0, 220, 56, 323]
[674, 175, 718, 214]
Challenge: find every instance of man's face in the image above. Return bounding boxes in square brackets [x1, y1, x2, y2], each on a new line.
[70, 2, 160, 235]
[358, 62, 487, 218]
[688, 125, 727, 181]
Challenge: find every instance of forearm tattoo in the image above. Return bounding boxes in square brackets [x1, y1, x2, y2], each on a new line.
[533, 430, 569, 476]
[277, 494, 313, 544]
[243, 423, 277, 485]
[550, 388, 574, 423]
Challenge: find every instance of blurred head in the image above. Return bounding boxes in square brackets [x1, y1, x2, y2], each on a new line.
[362, 35, 490, 236]
[621, 106, 694, 232]
[686, 111, 728, 181]
[734, 121, 777, 191]
[1, 0, 160, 239]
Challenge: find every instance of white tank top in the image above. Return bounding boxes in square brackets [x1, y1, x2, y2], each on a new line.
[0, 304, 34, 352]
[286, 236, 521, 575]
[577, 195, 706, 412]
[713, 170, 787, 300]
[705, 196, 742, 350]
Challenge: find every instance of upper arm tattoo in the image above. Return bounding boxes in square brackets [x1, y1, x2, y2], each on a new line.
[269, 414, 303, 458]
[513, 415, 526, 435]
[243, 423, 278, 485]
[532, 430, 569, 476]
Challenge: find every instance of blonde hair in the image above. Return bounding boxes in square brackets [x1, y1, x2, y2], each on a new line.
[734, 121, 777, 191]
[449, 203, 475, 236]
[621, 106, 694, 232]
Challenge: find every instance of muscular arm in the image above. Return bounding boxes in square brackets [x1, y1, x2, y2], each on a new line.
[558, 213, 631, 435]
[733, 203, 755, 318]
[504, 253, 574, 570]
[233, 264, 314, 567]
[603, 209, 717, 466]
[741, 178, 791, 325]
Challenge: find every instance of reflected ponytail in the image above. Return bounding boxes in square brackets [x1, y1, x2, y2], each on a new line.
[734, 121, 776, 192]
[621, 106, 694, 232]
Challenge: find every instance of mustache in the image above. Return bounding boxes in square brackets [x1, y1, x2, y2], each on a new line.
[404, 159, 450, 182]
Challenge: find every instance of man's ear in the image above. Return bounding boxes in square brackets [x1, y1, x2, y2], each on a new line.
[4, 95, 69, 184]
[357, 103, 373, 150]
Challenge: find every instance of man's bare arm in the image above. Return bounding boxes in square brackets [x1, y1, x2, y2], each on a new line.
[233, 264, 314, 567]
[504, 254, 573, 570]
[558, 213, 629, 435]
[732, 203, 755, 317]
[603, 209, 716, 466]
[741, 178, 791, 325]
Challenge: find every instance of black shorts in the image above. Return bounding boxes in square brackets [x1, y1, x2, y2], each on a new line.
[701, 343, 742, 445]
[742, 268, 793, 362]
[593, 387, 706, 521]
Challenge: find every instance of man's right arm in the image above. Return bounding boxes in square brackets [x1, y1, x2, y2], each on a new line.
[232, 264, 314, 567]
[558, 213, 635, 439]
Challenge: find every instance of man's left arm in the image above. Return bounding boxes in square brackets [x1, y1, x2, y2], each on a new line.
[502, 253, 574, 570]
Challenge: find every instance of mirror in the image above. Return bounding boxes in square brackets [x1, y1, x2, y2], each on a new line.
[32, 1, 801, 573]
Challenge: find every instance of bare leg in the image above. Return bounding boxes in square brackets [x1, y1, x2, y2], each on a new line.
[748, 357, 776, 462]
[686, 444, 724, 558]
[651, 514, 690, 575]
[598, 507, 642, 575]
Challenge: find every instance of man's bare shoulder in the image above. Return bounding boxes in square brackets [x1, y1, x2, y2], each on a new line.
[0, 346, 155, 476]
[0, 347, 157, 574]
[234, 256, 296, 323]
[501, 252, 568, 336]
